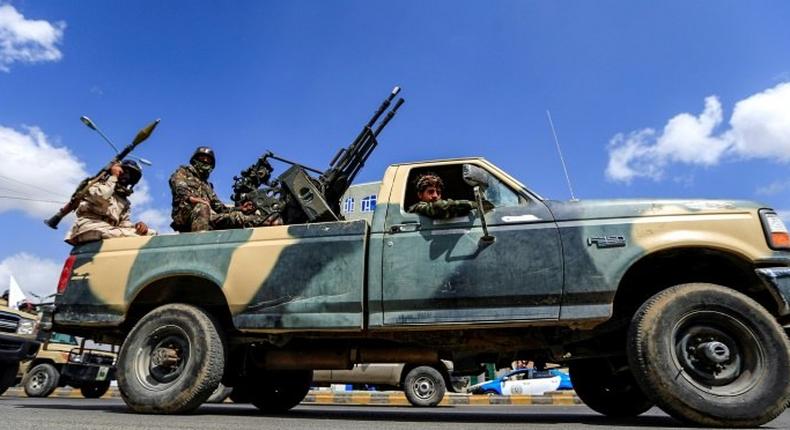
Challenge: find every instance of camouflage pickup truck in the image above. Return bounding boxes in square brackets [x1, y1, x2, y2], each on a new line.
[45, 157, 790, 427]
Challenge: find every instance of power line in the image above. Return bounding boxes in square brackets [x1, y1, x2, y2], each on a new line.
[0, 195, 63, 204]
[0, 174, 70, 199]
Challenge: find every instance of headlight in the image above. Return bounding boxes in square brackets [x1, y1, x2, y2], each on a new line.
[16, 318, 36, 336]
[70, 353, 82, 363]
[760, 210, 790, 250]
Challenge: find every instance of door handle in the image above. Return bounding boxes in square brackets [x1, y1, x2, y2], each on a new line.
[390, 222, 420, 233]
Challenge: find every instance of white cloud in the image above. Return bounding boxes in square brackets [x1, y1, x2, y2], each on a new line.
[0, 124, 87, 217]
[607, 82, 790, 183]
[0, 4, 65, 72]
[0, 253, 61, 299]
[756, 180, 790, 196]
[137, 208, 172, 234]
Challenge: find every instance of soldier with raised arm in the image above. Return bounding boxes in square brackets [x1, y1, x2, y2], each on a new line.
[65, 160, 154, 245]
[169, 146, 279, 232]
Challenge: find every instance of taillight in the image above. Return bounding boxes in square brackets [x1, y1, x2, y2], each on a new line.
[760, 210, 790, 250]
[57, 255, 77, 294]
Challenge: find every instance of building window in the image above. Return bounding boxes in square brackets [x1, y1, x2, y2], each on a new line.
[343, 197, 355, 213]
[361, 195, 377, 212]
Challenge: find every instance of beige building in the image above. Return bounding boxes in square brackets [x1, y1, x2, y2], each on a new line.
[339, 181, 381, 223]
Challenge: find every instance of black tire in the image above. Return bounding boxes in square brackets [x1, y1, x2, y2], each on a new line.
[402, 365, 446, 407]
[628, 283, 790, 427]
[0, 362, 19, 396]
[23, 363, 59, 398]
[206, 383, 232, 403]
[117, 303, 225, 413]
[482, 389, 498, 395]
[248, 369, 312, 413]
[569, 358, 653, 418]
[80, 381, 111, 399]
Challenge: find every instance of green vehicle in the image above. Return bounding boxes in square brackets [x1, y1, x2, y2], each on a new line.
[42, 156, 790, 427]
[0, 299, 40, 396]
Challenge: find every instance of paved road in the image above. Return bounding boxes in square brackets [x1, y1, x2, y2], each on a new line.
[1, 397, 788, 430]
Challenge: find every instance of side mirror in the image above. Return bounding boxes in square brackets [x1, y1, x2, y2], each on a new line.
[462, 164, 490, 190]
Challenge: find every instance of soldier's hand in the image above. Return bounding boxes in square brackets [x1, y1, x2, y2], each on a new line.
[188, 196, 211, 206]
[109, 163, 123, 178]
[135, 222, 149, 235]
[240, 201, 255, 214]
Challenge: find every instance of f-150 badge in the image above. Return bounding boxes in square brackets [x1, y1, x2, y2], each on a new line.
[587, 236, 626, 249]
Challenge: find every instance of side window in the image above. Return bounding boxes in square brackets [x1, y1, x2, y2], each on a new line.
[483, 175, 522, 207]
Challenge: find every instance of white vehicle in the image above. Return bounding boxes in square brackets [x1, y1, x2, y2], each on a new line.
[468, 368, 561, 396]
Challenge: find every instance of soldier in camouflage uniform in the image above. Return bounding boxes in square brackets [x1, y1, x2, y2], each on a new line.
[169, 147, 277, 232]
[407, 172, 478, 219]
[65, 160, 154, 245]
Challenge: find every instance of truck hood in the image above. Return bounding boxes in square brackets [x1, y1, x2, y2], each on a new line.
[543, 199, 765, 222]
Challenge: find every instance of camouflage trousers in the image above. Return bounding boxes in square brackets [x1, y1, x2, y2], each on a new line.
[172, 202, 268, 233]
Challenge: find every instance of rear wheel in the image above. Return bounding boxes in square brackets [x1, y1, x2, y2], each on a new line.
[246, 369, 312, 413]
[23, 363, 59, 398]
[0, 362, 19, 396]
[80, 381, 111, 399]
[569, 357, 653, 418]
[117, 304, 225, 413]
[628, 283, 790, 427]
[403, 366, 446, 407]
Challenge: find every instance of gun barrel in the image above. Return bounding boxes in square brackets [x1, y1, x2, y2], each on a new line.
[374, 97, 404, 137]
[366, 86, 401, 129]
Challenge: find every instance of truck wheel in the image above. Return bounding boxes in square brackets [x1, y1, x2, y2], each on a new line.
[249, 370, 312, 413]
[569, 358, 652, 418]
[206, 383, 232, 403]
[117, 303, 225, 413]
[628, 283, 790, 427]
[23, 363, 59, 398]
[0, 362, 19, 396]
[403, 366, 446, 407]
[80, 381, 111, 399]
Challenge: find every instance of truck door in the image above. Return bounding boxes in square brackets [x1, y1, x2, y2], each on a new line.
[380, 162, 563, 326]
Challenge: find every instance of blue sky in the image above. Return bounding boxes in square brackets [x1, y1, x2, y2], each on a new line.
[2, 1, 790, 295]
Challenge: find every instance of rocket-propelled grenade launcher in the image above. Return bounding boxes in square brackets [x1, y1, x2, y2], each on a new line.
[232, 86, 404, 224]
[44, 118, 160, 229]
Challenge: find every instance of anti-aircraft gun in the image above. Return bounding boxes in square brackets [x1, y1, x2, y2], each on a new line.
[232, 86, 404, 225]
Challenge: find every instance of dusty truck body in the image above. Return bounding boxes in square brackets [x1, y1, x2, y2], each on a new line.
[46, 157, 790, 427]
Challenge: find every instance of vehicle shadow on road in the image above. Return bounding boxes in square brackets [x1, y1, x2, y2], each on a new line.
[12, 401, 687, 428]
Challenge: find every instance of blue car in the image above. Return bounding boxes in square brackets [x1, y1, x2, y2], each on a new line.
[468, 368, 572, 395]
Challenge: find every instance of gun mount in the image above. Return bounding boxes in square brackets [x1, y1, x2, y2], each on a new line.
[232, 87, 404, 224]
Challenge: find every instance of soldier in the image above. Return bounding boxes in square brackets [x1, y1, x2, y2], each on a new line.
[65, 160, 154, 245]
[407, 172, 479, 219]
[169, 146, 278, 232]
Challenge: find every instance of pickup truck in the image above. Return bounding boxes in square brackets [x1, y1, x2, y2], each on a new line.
[0, 300, 40, 396]
[45, 157, 790, 427]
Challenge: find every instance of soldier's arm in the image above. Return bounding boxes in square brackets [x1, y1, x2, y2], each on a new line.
[84, 175, 118, 206]
[207, 186, 232, 213]
[408, 199, 476, 219]
[169, 170, 195, 203]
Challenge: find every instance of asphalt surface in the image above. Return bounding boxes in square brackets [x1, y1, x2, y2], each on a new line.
[1, 398, 790, 430]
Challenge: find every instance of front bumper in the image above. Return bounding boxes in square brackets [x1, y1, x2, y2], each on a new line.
[0, 333, 40, 363]
[755, 267, 790, 316]
[62, 363, 116, 384]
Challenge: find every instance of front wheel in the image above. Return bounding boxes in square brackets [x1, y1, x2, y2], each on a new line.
[81, 381, 111, 399]
[628, 283, 790, 427]
[117, 304, 225, 413]
[23, 363, 59, 398]
[403, 366, 446, 407]
[0, 362, 19, 396]
[569, 358, 653, 418]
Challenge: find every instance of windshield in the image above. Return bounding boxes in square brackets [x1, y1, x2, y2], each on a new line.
[50, 332, 78, 345]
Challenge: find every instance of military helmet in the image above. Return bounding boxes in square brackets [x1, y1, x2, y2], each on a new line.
[191, 146, 216, 168]
[119, 159, 143, 187]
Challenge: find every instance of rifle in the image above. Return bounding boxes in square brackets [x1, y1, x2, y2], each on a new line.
[44, 119, 160, 229]
[231, 86, 404, 224]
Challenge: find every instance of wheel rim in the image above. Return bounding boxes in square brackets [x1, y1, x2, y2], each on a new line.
[411, 376, 436, 400]
[133, 324, 191, 391]
[672, 310, 765, 396]
[29, 370, 48, 391]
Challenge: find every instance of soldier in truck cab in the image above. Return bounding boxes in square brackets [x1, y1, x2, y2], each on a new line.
[407, 172, 479, 219]
[169, 146, 280, 232]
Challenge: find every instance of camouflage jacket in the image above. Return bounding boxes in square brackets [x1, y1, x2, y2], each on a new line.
[169, 165, 234, 220]
[65, 175, 133, 242]
[407, 199, 476, 219]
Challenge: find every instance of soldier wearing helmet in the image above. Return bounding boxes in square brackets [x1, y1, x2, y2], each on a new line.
[407, 172, 478, 219]
[65, 160, 154, 245]
[169, 146, 277, 232]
